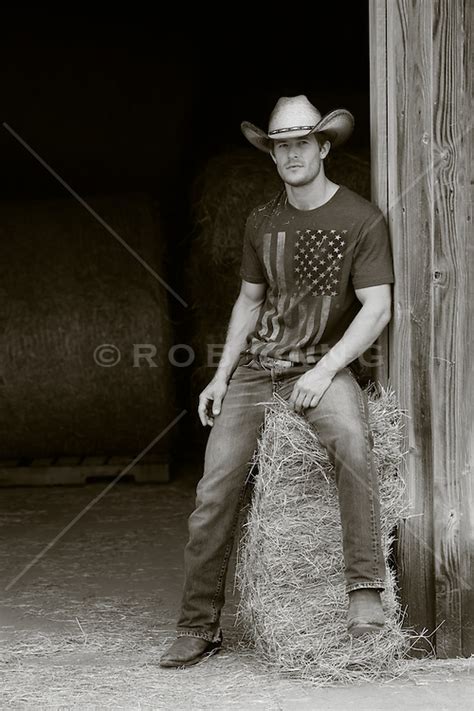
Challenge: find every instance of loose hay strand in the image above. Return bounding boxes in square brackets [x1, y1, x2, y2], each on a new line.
[235, 384, 415, 685]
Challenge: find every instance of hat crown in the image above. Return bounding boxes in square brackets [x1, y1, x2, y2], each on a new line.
[268, 95, 322, 135]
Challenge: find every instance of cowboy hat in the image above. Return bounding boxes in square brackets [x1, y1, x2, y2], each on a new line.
[241, 95, 354, 152]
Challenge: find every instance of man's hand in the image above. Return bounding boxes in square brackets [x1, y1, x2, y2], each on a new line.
[198, 377, 229, 427]
[288, 365, 336, 413]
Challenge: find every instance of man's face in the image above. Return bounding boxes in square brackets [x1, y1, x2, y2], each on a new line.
[271, 134, 329, 187]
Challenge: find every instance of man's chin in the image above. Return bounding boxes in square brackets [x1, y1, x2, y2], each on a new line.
[285, 176, 307, 187]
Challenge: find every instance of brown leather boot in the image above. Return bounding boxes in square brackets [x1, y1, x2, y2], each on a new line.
[159, 633, 222, 668]
[347, 589, 385, 637]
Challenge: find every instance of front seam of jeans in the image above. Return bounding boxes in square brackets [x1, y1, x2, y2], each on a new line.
[363, 389, 381, 580]
[360, 385, 380, 579]
[209, 481, 248, 626]
[348, 370, 383, 584]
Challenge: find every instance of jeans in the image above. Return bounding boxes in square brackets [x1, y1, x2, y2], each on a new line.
[176, 353, 385, 642]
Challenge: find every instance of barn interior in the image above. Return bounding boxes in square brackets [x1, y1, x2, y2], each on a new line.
[0, 12, 372, 467]
[4, 11, 453, 708]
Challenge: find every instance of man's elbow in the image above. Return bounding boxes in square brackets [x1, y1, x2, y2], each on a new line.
[378, 303, 392, 328]
[366, 296, 391, 328]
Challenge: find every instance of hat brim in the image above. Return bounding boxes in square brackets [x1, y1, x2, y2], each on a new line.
[241, 109, 354, 152]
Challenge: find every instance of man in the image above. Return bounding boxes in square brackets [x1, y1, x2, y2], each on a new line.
[160, 95, 395, 668]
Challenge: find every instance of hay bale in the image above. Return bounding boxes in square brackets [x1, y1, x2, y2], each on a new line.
[325, 149, 371, 200]
[235, 383, 410, 685]
[190, 149, 282, 268]
[0, 193, 176, 460]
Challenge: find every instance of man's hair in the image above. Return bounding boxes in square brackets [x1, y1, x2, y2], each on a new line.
[270, 131, 331, 155]
[315, 131, 330, 148]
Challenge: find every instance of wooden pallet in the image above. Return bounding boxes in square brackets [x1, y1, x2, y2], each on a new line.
[0, 454, 170, 486]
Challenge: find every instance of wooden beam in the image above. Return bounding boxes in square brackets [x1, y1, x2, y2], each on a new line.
[369, 0, 391, 387]
[386, 0, 437, 648]
[0, 455, 170, 485]
[372, 0, 474, 656]
[465, 0, 474, 658]
[431, 0, 474, 658]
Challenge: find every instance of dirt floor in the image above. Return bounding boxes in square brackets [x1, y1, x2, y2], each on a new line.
[0, 463, 472, 710]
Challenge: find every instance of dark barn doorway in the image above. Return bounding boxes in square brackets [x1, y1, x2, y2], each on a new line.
[0, 13, 371, 471]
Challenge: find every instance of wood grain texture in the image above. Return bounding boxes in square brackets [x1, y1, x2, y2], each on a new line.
[465, 0, 474, 658]
[372, 0, 474, 656]
[386, 0, 436, 650]
[369, 0, 391, 387]
[431, 0, 474, 658]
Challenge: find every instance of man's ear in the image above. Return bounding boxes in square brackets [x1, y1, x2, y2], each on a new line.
[320, 140, 331, 160]
[270, 149, 277, 164]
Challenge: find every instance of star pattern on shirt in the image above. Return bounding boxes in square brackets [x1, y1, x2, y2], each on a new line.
[294, 229, 347, 297]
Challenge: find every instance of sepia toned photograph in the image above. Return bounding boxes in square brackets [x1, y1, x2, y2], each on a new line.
[0, 3, 472, 709]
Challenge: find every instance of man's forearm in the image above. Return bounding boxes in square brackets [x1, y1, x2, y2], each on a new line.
[317, 304, 391, 377]
[215, 295, 264, 382]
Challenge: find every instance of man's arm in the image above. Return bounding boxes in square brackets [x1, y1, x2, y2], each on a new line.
[289, 284, 392, 412]
[214, 279, 267, 383]
[198, 279, 266, 426]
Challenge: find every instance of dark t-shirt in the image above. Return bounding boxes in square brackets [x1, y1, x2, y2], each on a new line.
[239, 185, 394, 364]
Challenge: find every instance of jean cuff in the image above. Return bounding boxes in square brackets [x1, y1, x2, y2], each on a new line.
[346, 581, 385, 594]
[176, 628, 221, 644]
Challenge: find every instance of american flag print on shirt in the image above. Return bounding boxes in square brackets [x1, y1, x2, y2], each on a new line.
[294, 228, 348, 296]
[247, 226, 350, 362]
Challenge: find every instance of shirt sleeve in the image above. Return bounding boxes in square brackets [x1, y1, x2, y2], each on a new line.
[239, 213, 267, 284]
[350, 209, 395, 289]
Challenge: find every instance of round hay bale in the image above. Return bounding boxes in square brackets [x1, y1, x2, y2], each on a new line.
[0, 193, 176, 459]
[325, 149, 371, 200]
[235, 384, 410, 685]
[190, 148, 282, 268]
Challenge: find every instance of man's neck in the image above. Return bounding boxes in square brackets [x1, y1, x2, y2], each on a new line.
[285, 177, 340, 211]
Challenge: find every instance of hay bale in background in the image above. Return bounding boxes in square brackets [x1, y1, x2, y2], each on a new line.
[325, 149, 371, 200]
[0, 193, 176, 460]
[235, 384, 410, 685]
[190, 149, 282, 268]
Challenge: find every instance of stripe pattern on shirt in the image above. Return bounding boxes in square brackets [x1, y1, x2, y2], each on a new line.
[249, 228, 347, 360]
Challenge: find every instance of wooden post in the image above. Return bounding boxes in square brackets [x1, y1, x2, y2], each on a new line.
[369, 0, 390, 388]
[430, 0, 474, 658]
[369, 0, 473, 657]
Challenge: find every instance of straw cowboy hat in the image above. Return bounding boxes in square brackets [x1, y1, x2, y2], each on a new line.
[241, 95, 354, 152]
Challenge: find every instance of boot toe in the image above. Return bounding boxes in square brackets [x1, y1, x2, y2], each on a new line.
[159, 635, 222, 668]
